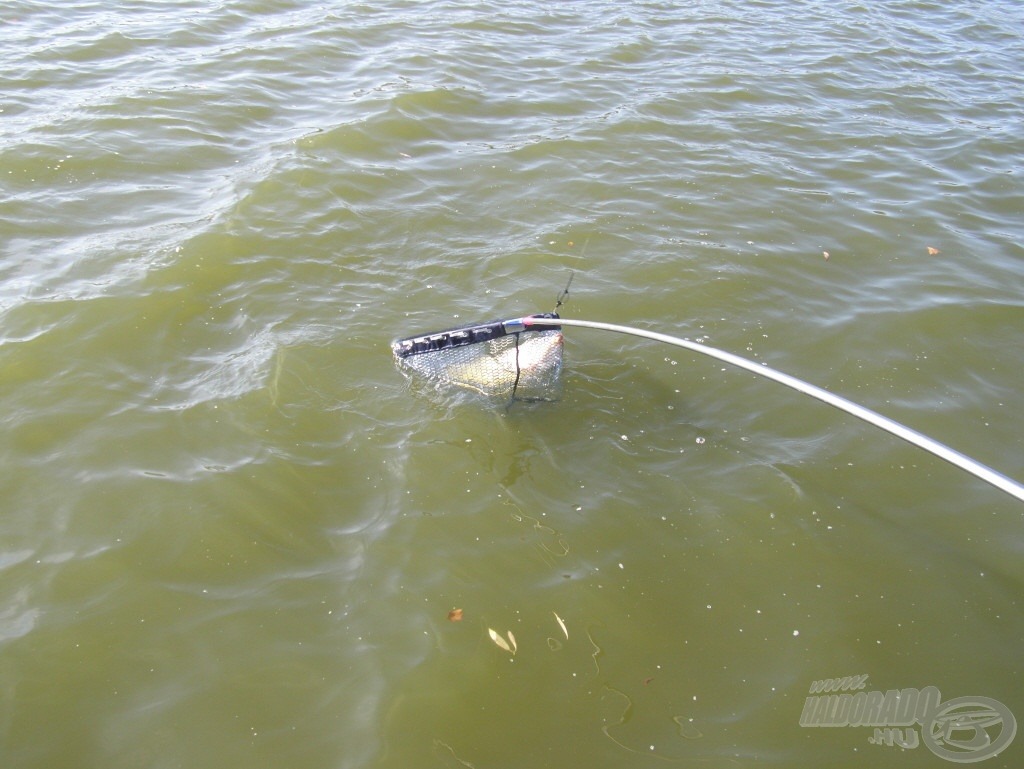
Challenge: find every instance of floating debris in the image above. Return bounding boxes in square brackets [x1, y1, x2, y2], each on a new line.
[553, 611, 569, 639]
[488, 628, 515, 655]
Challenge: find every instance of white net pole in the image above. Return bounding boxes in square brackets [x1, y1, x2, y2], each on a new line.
[521, 316, 1024, 504]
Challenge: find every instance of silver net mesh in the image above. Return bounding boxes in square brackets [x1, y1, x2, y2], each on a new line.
[394, 328, 563, 400]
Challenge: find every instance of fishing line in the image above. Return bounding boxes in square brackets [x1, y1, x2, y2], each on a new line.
[510, 331, 523, 402]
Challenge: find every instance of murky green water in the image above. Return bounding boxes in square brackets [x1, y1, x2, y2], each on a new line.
[2, 2, 1022, 767]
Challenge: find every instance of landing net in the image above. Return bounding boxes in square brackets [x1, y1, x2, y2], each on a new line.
[391, 313, 563, 401]
[391, 311, 1024, 504]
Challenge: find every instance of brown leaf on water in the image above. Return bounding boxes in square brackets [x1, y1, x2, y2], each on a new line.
[447, 608, 463, 622]
[927, 246, 941, 255]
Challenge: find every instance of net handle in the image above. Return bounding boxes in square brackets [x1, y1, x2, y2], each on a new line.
[520, 316, 1024, 504]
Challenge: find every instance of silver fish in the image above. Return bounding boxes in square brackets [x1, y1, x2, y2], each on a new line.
[444, 331, 563, 397]
[399, 331, 563, 399]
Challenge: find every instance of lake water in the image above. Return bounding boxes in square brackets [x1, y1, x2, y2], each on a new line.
[2, 2, 1022, 767]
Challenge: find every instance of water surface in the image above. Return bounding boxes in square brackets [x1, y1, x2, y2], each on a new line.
[2, 2, 1023, 767]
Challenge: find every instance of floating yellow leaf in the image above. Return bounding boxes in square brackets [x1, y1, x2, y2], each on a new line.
[447, 608, 463, 622]
[553, 611, 569, 639]
[927, 246, 940, 255]
[488, 628, 512, 653]
[508, 630, 517, 653]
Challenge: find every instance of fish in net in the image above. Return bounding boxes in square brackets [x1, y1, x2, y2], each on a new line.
[391, 314, 563, 401]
